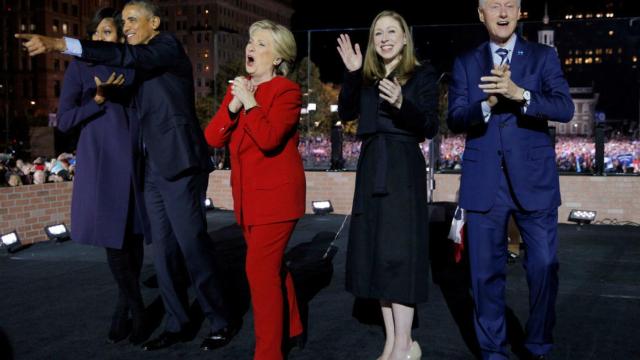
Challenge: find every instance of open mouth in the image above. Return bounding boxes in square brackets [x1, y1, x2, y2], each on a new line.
[246, 55, 255, 66]
[380, 45, 394, 52]
[497, 20, 510, 27]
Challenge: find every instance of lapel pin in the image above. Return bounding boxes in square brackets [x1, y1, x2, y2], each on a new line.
[517, 50, 524, 55]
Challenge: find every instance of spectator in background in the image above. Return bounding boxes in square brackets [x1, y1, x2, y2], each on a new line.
[7, 174, 22, 187]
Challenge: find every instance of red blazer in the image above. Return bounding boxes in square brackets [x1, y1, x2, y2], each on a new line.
[205, 76, 306, 226]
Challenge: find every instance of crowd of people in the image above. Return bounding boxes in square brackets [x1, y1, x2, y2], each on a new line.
[4, 133, 638, 187]
[297, 134, 640, 173]
[0, 152, 76, 187]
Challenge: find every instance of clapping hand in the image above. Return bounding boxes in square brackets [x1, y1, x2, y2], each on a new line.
[336, 34, 363, 72]
[479, 64, 524, 103]
[378, 78, 403, 109]
[228, 76, 257, 113]
[93, 72, 126, 105]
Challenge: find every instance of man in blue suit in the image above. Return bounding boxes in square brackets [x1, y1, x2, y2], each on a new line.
[447, 0, 574, 359]
[17, 0, 235, 352]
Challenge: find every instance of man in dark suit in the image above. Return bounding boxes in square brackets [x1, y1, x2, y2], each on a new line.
[447, 0, 574, 359]
[17, 0, 235, 351]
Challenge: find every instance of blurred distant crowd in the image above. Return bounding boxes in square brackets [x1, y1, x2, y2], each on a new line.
[2, 134, 638, 187]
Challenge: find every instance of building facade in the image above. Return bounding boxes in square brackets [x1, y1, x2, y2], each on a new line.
[1, 0, 122, 147]
[155, 0, 294, 97]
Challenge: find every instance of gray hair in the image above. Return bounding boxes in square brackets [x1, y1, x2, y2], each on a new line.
[479, 0, 521, 7]
[125, 0, 161, 18]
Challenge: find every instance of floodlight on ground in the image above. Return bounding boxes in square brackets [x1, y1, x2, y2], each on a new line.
[44, 223, 71, 242]
[568, 209, 597, 225]
[1, 230, 27, 253]
[312, 200, 334, 215]
[204, 198, 215, 210]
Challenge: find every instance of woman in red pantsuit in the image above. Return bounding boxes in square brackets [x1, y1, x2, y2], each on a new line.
[205, 19, 304, 360]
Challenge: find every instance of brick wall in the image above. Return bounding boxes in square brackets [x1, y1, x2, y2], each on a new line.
[2, 172, 638, 245]
[0, 182, 72, 245]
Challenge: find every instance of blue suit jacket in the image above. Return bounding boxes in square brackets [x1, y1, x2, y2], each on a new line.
[447, 37, 574, 212]
[79, 32, 214, 180]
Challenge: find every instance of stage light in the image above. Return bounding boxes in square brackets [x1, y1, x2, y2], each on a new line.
[312, 200, 333, 215]
[1, 230, 27, 253]
[204, 198, 215, 210]
[568, 209, 597, 225]
[44, 223, 71, 242]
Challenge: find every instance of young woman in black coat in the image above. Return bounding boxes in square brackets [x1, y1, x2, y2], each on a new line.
[336, 10, 438, 360]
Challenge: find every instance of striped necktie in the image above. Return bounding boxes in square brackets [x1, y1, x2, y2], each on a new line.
[496, 48, 510, 65]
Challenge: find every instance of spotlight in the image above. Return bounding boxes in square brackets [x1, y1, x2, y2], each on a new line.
[312, 200, 333, 215]
[1, 230, 28, 253]
[44, 223, 71, 242]
[204, 198, 215, 210]
[568, 209, 597, 225]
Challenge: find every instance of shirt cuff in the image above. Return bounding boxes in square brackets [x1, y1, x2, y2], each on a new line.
[522, 95, 531, 114]
[481, 101, 491, 123]
[62, 37, 82, 56]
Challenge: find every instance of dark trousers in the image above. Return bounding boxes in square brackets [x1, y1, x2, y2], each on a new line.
[105, 233, 145, 322]
[144, 163, 228, 333]
[467, 169, 559, 359]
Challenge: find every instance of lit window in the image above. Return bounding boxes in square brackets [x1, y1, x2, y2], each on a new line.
[576, 14, 583, 19]
[62, 22, 68, 35]
[586, 49, 593, 55]
[595, 48, 603, 55]
[575, 57, 583, 64]
[585, 57, 593, 64]
[565, 58, 573, 65]
[594, 57, 602, 64]
[608, 30, 614, 36]
[633, 56, 638, 63]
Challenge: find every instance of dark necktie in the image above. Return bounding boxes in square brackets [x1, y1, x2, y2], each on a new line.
[496, 48, 510, 65]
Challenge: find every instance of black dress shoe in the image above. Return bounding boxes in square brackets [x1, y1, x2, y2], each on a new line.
[142, 331, 187, 351]
[200, 325, 238, 351]
[129, 311, 152, 345]
[107, 319, 131, 344]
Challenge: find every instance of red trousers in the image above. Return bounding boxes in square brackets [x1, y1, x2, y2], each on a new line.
[243, 220, 303, 360]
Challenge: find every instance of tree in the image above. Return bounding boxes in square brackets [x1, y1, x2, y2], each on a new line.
[290, 57, 335, 136]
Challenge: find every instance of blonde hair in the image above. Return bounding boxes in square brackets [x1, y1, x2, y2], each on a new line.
[249, 20, 297, 76]
[363, 10, 419, 85]
[479, 0, 521, 7]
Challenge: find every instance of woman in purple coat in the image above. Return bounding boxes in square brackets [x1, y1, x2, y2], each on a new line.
[56, 8, 147, 345]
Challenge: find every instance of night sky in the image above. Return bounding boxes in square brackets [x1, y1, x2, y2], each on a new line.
[290, 0, 639, 31]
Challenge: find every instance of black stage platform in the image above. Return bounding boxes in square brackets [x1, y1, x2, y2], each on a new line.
[1, 210, 639, 359]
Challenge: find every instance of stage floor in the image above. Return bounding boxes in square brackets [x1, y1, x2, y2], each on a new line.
[1, 210, 639, 359]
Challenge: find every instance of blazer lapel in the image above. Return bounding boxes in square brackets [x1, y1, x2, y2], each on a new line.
[509, 36, 528, 84]
[473, 42, 493, 78]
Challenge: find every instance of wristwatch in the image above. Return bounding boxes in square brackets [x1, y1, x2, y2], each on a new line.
[522, 89, 531, 104]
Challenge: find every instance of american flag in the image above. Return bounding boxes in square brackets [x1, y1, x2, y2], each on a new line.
[447, 206, 466, 263]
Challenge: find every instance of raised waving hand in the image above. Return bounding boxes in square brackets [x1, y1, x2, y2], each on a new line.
[336, 34, 362, 72]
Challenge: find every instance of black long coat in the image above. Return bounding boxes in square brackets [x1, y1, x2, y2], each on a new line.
[338, 64, 439, 303]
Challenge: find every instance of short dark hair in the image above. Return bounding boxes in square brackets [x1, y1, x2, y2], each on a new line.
[86, 7, 123, 39]
[125, 0, 161, 18]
